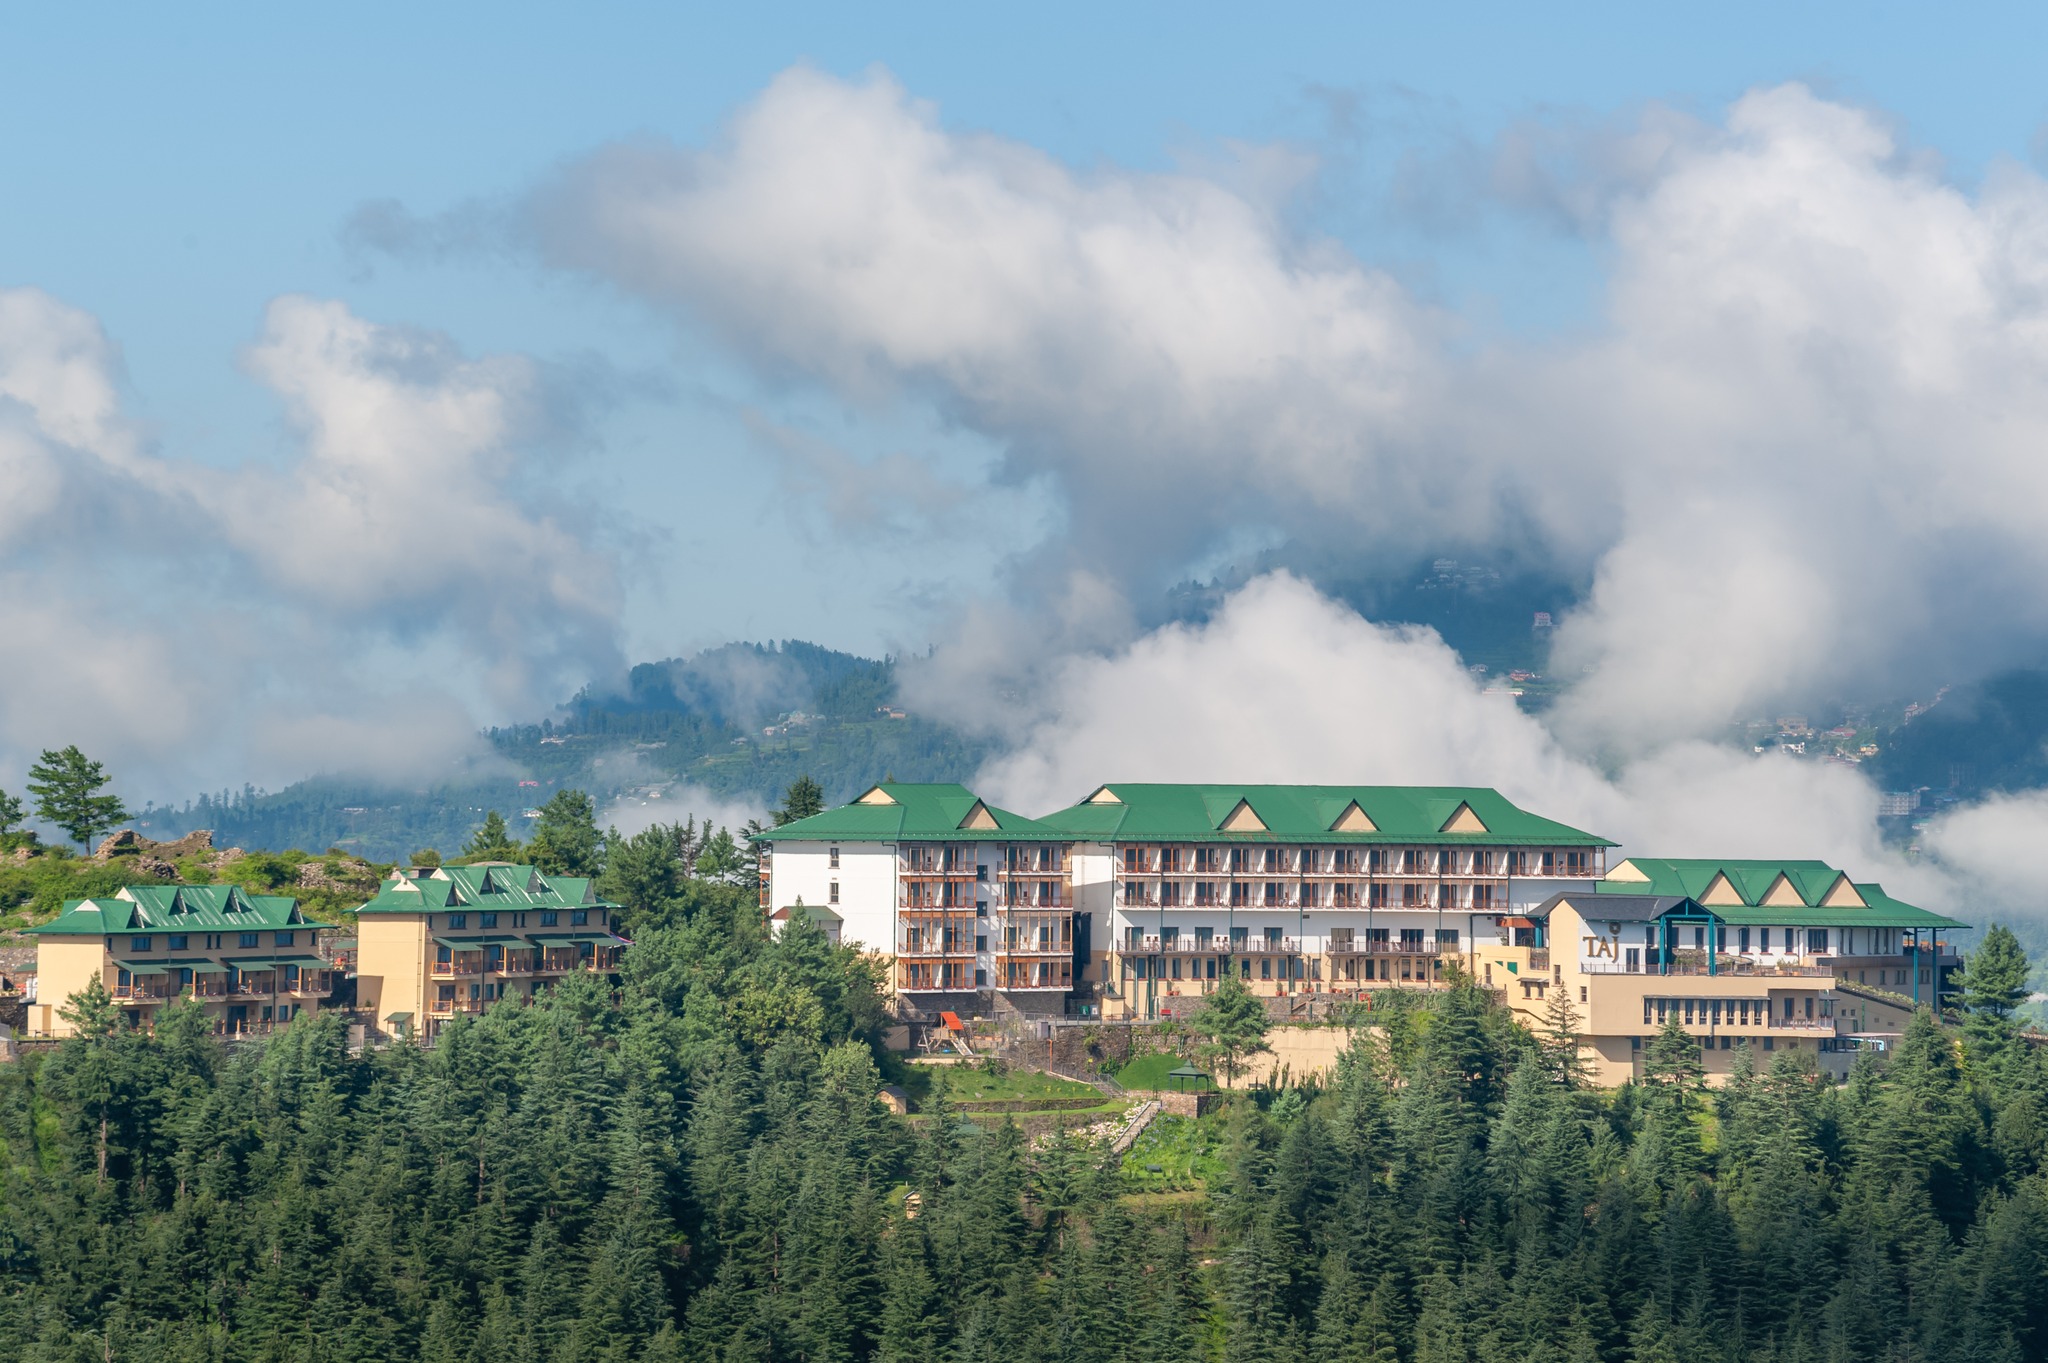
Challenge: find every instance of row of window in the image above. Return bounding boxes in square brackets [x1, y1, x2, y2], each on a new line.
[1644, 995, 1829, 1027]
[837, 846, 1068, 873]
[1128, 955, 1344, 982]
[1119, 846, 1596, 876]
[1122, 880, 1500, 909]
[435, 909, 594, 929]
[121, 932, 294, 953]
[1123, 926, 1462, 951]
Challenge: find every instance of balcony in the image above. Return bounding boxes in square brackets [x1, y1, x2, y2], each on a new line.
[1327, 940, 1457, 956]
[1585, 952, 1834, 978]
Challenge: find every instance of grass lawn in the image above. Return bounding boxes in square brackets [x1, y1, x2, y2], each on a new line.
[921, 1064, 1103, 1106]
[1114, 1052, 1202, 1091]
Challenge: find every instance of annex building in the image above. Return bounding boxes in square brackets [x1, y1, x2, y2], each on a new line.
[1495, 857, 1964, 1084]
[354, 863, 626, 1042]
[26, 884, 336, 1038]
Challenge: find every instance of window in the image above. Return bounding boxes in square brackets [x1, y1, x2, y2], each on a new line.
[1759, 928, 1772, 952]
[1738, 927, 1750, 953]
[1123, 847, 1143, 872]
[540, 911, 558, 926]
[1437, 928, 1459, 947]
[829, 846, 840, 869]
[239, 933, 260, 949]
[829, 881, 840, 904]
[1580, 985, 1588, 1003]
[168, 935, 187, 951]
[1230, 927, 1249, 949]
[1399, 928, 1425, 949]
[1161, 926, 1179, 951]
[1261, 958, 1272, 980]
[1806, 929, 1829, 953]
[1125, 926, 1144, 951]
[975, 934, 987, 952]
[448, 913, 467, 929]
[275, 932, 295, 947]
[571, 910, 588, 926]
[133, 937, 152, 952]
[479, 914, 497, 929]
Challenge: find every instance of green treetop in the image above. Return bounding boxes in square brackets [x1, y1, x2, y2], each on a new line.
[27, 745, 129, 851]
[527, 789, 604, 877]
[1959, 924, 2030, 1022]
[0, 785, 22, 838]
[773, 775, 826, 826]
[463, 809, 521, 861]
[1188, 973, 1272, 1087]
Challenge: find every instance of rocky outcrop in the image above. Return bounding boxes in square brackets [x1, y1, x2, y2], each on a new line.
[94, 829, 217, 861]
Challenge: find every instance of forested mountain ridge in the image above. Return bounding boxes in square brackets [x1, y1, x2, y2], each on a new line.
[137, 641, 992, 861]
[4, 825, 2048, 1363]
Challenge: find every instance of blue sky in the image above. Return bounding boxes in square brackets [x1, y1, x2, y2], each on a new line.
[11, 0, 2048, 850]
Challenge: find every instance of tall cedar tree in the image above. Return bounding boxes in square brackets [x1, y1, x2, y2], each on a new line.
[26, 744, 128, 850]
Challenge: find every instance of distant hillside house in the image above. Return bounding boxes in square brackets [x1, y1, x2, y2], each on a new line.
[26, 885, 336, 1038]
[353, 864, 626, 1043]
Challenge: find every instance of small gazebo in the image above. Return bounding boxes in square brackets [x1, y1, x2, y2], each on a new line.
[1165, 1064, 1213, 1092]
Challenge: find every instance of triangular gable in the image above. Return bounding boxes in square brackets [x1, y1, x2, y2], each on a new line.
[1821, 876, 1866, 908]
[1761, 874, 1806, 908]
[1330, 800, 1378, 833]
[1085, 785, 1122, 804]
[1440, 802, 1488, 835]
[1218, 799, 1267, 833]
[958, 800, 999, 831]
[856, 785, 899, 805]
[1699, 872, 1746, 906]
[1604, 859, 1651, 883]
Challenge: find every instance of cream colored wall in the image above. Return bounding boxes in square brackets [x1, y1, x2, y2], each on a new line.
[355, 915, 429, 1032]
[32, 937, 110, 1037]
[1233, 1025, 1358, 1088]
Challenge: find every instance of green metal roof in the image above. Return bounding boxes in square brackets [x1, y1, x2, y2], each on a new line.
[27, 884, 328, 937]
[756, 782, 1069, 843]
[1596, 858, 1964, 929]
[1033, 784, 1614, 845]
[355, 864, 616, 915]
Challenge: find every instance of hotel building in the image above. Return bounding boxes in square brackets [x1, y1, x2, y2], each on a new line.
[354, 863, 626, 1041]
[760, 781, 1613, 1020]
[26, 884, 336, 1038]
[1498, 857, 1964, 1084]
[756, 783, 1076, 1014]
[1039, 784, 1613, 1020]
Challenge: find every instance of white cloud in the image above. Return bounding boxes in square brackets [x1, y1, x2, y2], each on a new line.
[600, 783, 767, 840]
[974, 573, 1951, 906]
[1922, 791, 2048, 917]
[0, 288, 623, 799]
